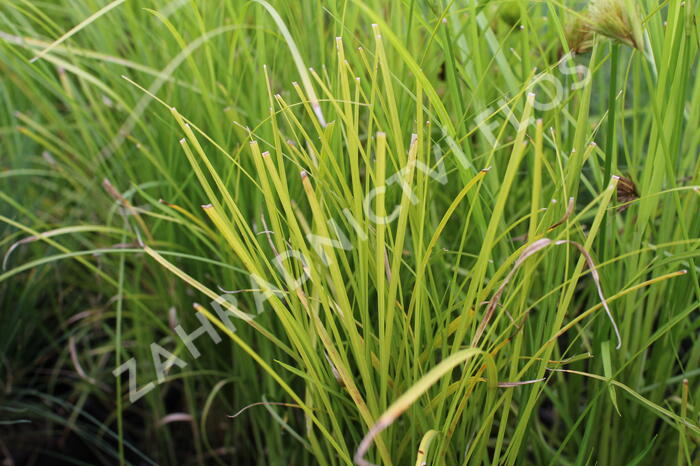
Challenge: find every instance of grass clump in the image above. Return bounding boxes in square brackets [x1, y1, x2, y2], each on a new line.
[1, 0, 699, 465]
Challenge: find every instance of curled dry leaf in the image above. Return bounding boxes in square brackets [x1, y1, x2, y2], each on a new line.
[155, 413, 194, 428]
[547, 197, 576, 232]
[473, 238, 622, 350]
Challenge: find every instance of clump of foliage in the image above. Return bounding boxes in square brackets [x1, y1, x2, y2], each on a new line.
[1, 0, 699, 465]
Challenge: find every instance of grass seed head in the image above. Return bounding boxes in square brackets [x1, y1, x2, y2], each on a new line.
[587, 0, 645, 51]
[566, 17, 595, 54]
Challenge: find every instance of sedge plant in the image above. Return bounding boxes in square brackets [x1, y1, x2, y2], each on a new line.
[0, 0, 699, 464]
